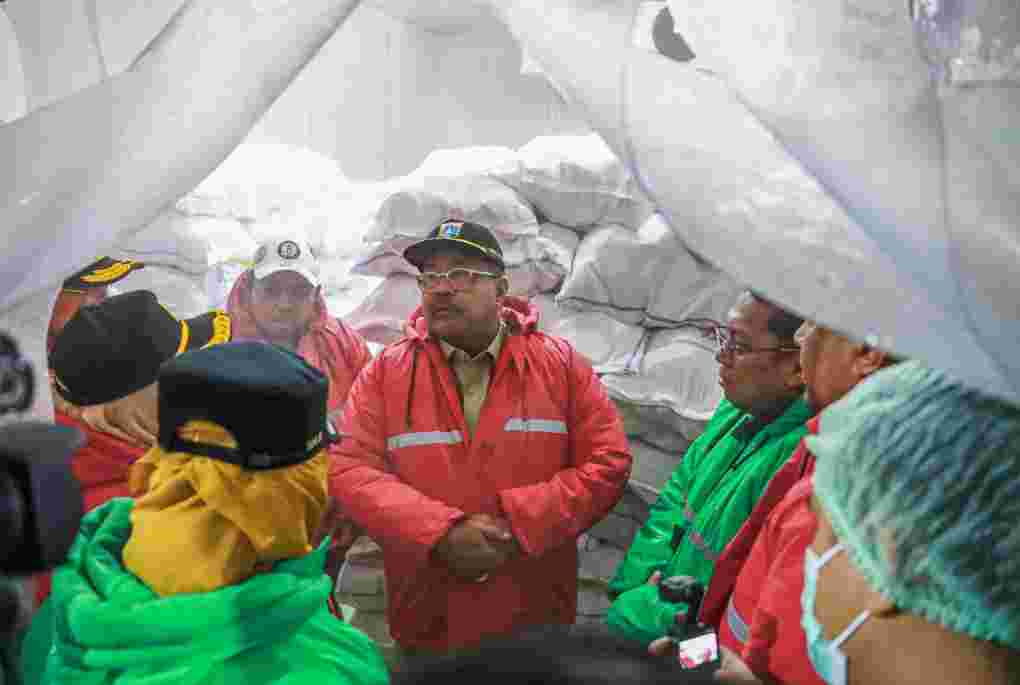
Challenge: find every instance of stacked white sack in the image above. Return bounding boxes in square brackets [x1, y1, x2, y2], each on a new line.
[544, 223, 730, 499]
[108, 210, 249, 318]
[134, 142, 390, 318]
[532, 294, 646, 376]
[348, 146, 583, 344]
[576, 484, 653, 623]
[556, 214, 740, 328]
[603, 327, 722, 456]
[493, 133, 654, 230]
[555, 223, 665, 325]
[368, 146, 536, 243]
[354, 223, 578, 295]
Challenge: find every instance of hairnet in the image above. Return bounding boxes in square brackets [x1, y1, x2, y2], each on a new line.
[806, 360, 1020, 649]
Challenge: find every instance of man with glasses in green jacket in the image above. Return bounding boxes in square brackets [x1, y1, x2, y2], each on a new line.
[607, 291, 810, 645]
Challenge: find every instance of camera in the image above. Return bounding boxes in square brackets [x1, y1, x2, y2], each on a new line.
[0, 332, 84, 576]
[659, 575, 720, 672]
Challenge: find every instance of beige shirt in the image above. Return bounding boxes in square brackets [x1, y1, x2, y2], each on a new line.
[439, 323, 505, 439]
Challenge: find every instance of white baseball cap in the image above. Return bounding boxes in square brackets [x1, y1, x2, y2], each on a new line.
[251, 235, 320, 287]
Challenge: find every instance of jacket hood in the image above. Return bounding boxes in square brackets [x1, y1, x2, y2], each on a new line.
[48, 499, 331, 674]
[406, 296, 540, 343]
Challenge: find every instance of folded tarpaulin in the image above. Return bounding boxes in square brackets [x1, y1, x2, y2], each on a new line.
[493, 0, 1020, 408]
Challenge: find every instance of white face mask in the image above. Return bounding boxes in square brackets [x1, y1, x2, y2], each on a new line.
[801, 543, 871, 685]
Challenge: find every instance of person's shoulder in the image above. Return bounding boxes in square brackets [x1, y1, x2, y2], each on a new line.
[354, 337, 417, 377]
[767, 476, 816, 532]
[518, 329, 582, 367]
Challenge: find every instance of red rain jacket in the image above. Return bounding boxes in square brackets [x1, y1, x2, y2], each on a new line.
[329, 297, 631, 650]
[707, 418, 823, 685]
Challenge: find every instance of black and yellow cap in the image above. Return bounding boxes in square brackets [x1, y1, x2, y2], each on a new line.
[158, 342, 328, 470]
[61, 258, 145, 293]
[403, 220, 505, 270]
[50, 290, 231, 406]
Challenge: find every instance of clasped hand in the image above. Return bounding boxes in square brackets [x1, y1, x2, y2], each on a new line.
[433, 514, 521, 580]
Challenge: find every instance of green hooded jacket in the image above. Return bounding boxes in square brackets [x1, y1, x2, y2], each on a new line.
[20, 499, 389, 685]
[606, 397, 811, 644]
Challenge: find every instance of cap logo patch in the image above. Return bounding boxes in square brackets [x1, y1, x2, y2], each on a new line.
[439, 222, 463, 238]
[278, 240, 301, 260]
[254, 246, 267, 264]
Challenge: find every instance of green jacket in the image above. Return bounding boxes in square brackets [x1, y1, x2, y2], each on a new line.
[20, 499, 389, 685]
[606, 397, 810, 644]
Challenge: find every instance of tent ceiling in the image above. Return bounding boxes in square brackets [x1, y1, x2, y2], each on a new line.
[367, 0, 494, 33]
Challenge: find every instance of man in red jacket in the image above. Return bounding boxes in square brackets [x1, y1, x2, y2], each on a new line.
[329, 220, 632, 654]
[688, 321, 893, 684]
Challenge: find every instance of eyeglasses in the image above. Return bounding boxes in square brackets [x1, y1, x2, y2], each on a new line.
[416, 268, 503, 292]
[709, 322, 800, 357]
[252, 281, 317, 303]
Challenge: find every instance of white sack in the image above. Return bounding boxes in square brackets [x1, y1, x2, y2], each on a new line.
[634, 213, 742, 326]
[113, 265, 209, 320]
[342, 274, 419, 345]
[628, 437, 681, 497]
[614, 401, 692, 456]
[494, 133, 653, 230]
[111, 210, 255, 277]
[369, 175, 538, 243]
[602, 327, 721, 446]
[533, 294, 645, 375]
[205, 262, 247, 311]
[555, 224, 663, 325]
[411, 146, 519, 179]
[177, 142, 349, 223]
[324, 269, 386, 319]
[587, 484, 652, 549]
[353, 223, 579, 298]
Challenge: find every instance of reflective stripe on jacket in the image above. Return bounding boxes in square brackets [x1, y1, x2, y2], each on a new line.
[716, 430, 825, 685]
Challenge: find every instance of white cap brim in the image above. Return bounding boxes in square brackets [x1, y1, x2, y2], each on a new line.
[252, 264, 320, 288]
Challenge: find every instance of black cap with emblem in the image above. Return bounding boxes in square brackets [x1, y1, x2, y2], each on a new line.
[158, 342, 329, 470]
[50, 290, 231, 406]
[403, 220, 505, 270]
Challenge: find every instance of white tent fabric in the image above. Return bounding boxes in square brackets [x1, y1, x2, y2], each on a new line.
[0, 9, 27, 123]
[0, 0, 364, 421]
[492, 0, 1020, 407]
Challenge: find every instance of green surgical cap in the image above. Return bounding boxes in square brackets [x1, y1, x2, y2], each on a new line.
[807, 360, 1020, 649]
